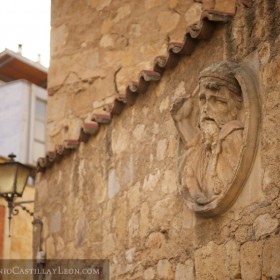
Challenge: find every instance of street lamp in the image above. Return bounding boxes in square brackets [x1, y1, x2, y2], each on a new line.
[0, 154, 35, 236]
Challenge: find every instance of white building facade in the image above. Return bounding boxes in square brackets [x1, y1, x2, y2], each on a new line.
[0, 80, 47, 164]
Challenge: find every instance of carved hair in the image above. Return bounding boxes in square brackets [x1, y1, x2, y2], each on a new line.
[199, 61, 242, 101]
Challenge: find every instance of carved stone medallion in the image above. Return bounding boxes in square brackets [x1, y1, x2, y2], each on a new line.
[171, 61, 260, 217]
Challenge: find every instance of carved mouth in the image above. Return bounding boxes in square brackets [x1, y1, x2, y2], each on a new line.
[202, 117, 215, 122]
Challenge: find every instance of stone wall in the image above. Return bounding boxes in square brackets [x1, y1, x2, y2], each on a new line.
[34, 0, 280, 279]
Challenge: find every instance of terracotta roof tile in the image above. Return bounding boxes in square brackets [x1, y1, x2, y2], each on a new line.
[125, 81, 139, 106]
[78, 128, 91, 143]
[82, 121, 99, 134]
[37, 10, 234, 172]
[105, 97, 127, 115]
[36, 157, 47, 172]
[92, 113, 112, 124]
[63, 139, 80, 150]
[79, 121, 99, 143]
[45, 151, 56, 167]
[55, 144, 64, 157]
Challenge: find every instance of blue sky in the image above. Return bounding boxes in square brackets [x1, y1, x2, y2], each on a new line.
[0, 0, 51, 67]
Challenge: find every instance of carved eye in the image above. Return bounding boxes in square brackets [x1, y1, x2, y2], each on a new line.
[199, 94, 206, 104]
[215, 99, 227, 105]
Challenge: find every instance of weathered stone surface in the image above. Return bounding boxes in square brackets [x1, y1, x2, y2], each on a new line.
[175, 259, 195, 280]
[144, 267, 155, 280]
[151, 198, 176, 230]
[102, 233, 116, 256]
[145, 232, 166, 250]
[234, 224, 252, 243]
[45, 236, 56, 258]
[157, 259, 174, 280]
[139, 202, 150, 238]
[113, 5, 131, 23]
[157, 11, 180, 33]
[162, 170, 177, 194]
[128, 212, 139, 245]
[115, 200, 128, 244]
[75, 216, 87, 246]
[145, 0, 162, 10]
[195, 242, 227, 280]
[50, 209, 62, 234]
[184, 3, 202, 26]
[215, 0, 236, 14]
[127, 182, 140, 209]
[108, 169, 120, 198]
[240, 241, 262, 280]
[125, 247, 136, 263]
[111, 126, 130, 154]
[173, 81, 186, 98]
[225, 240, 241, 279]
[156, 139, 167, 161]
[99, 34, 114, 49]
[262, 236, 280, 278]
[253, 213, 279, 239]
[133, 124, 145, 141]
[143, 170, 161, 192]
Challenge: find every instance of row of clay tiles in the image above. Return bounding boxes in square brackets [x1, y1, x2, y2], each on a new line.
[37, 10, 234, 173]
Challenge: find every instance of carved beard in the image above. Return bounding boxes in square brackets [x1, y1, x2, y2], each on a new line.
[200, 119, 220, 150]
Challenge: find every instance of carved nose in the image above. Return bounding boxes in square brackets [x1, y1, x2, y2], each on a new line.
[203, 103, 209, 113]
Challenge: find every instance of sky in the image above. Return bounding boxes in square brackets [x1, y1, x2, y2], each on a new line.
[0, 0, 51, 67]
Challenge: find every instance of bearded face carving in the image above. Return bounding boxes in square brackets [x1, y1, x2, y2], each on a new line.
[171, 61, 260, 216]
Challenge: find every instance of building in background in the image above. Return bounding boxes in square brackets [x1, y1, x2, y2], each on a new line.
[0, 48, 48, 164]
[0, 48, 47, 259]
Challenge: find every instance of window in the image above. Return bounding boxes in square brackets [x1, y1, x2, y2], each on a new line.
[33, 98, 46, 163]
[28, 84, 47, 165]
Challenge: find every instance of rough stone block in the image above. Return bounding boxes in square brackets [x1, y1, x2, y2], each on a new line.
[111, 126, 130, 154]
[156, 139, 167, 161]
[115, 200, 128, 243]
[175, 259, 195, 280]
[144, 267, 155, 280]
[113, 5, 131, 23]
[157, 11, 180, 33]
[157, 259, 174, 280]
[151, 198, 175, 229]
[102, 233, 116, 256]
[184, 3, 202, 27]
[194, 241, 227, 279]
[145, 0, 162, 10]
[128, 183, 140, 210]
[125, 248, 136, 263]
[108, 169, 120, 199]
[262, 236, 280, 278]
[45, 236, 56, 258]
[50, 209, 62, 234]
[145, 232, 166, 250]
[215, 0, 236, 14]
[225, 240, 241, 279]
[162, 170, 177, 193]
[128, 212, 139, 245]
[133, 124, 145, 141]
[140, 202, 150, 238]
[240, 241, 262, 280]
[143, 169, 161, 192]
[253, 213, 279, 239]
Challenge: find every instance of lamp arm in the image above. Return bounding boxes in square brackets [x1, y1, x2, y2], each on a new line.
[7, 200, 35, 237]
[11, 200, 35, 217]
[12, 200, 35, 206]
